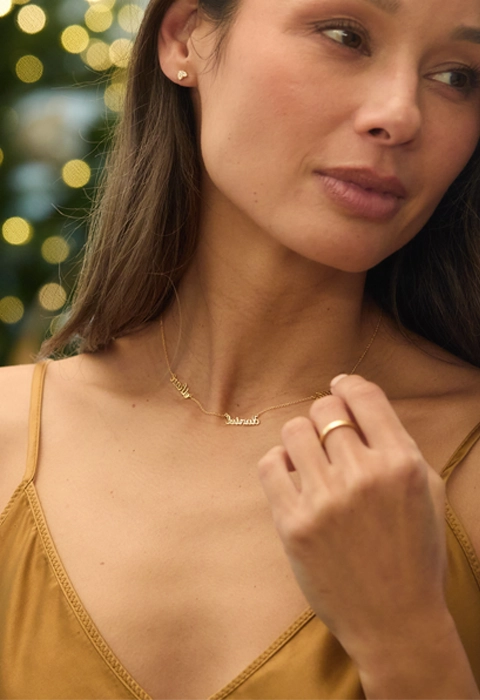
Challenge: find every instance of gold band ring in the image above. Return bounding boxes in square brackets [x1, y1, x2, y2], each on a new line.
[319, 419, 360, 448]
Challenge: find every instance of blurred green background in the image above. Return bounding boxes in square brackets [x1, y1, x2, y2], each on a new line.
[0, 0, 146, 365]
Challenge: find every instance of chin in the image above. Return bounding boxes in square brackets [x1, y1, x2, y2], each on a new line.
[325, 258, 385, 274]
[284, 235, 398, 274]
[269, 206, 409, 268]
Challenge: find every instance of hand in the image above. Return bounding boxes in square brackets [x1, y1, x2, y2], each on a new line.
[258, 374, 448, 667]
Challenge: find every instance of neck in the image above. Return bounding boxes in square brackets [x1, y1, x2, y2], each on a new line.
[160, 233, 381, 418]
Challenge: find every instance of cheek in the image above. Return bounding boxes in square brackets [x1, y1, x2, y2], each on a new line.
[431, 115, 480, 194]
[394, 115, 480, 250]
[198, 64, 345, 216]
[198, 85, 291, 213]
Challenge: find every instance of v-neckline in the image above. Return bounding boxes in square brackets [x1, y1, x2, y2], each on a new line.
[22, 362, 480, 700]
[25, 479, 316, 700]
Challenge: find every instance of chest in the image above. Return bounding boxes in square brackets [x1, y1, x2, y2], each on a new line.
[34, 412, 310, 699]
[33, 384, 480, 698]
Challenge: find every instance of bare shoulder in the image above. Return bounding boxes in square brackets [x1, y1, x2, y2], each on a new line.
[375, 322, 480, 560]
[378, 321, 480, 447]
[397, 338, 480, 564]
[0, 351, 126, 516]
[441, 363, 480, 561]
[0, 363, 36, 513]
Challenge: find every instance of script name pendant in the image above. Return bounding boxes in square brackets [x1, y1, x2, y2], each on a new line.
[171, 375, 191, 399]
[314, 390, 331, 400]
[224, 413, 261, 427]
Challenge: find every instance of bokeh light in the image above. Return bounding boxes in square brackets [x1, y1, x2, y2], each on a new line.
[84, 4, 113, 33]
[62, 159, 91, 188]
[39, 283, 67, 311]
[41, 236, 71, 264]
[0, 297, 25, 325]
[15, 54, 44, 83]
[104, 78, 126, 112]
[0, 0, 12, 18]
[2, 217, 33, 245]
[61, 25, 89, 54]
[0, 0, 143, 360]
[16, 4, 46, 34]
[84, 39, 112, 70]
[117, 4, 143, 34]
[109, 38, 133, 68]
[87, 0, 115, 8]
[49, 313, 66, 337]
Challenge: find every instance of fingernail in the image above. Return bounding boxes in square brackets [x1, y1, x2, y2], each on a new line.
[330, 374, 348, 387]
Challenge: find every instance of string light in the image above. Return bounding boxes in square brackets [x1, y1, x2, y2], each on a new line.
[61, 25, 90, 54]
[49, 313, 68, 336]
[15, 54, 44, 83]
[0, 0, 12, 18]
[0, 297, 25, 324]
[41, 236, 70, 264]
[86, 0, 115, 9]
[83, 39, 112, 70]
[0, 0, 148, 347]
[104, 78, 126, 112]
[109, 38, 132, 68]
[2, 217, 33, 245]
[62, 159, 91, 188]
[39, 283, 67, 312]
[16, 4, 47, 34]
[84, 3, 113, 33]
[117, 3, 143, 34]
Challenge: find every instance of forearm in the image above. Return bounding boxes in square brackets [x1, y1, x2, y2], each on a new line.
[353, 611, 480, 699]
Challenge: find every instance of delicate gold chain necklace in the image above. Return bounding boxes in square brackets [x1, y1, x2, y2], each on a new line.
[161, 313, 382, 427]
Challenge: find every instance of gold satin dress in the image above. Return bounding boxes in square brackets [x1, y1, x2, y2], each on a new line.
[1, 362, 480, 699]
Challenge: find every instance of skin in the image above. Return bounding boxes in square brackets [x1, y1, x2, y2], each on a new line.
[173, 0, 480, 272]
[1, 0, 480, 697]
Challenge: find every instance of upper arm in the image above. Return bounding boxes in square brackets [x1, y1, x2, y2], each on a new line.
[0, 364, 35, 515]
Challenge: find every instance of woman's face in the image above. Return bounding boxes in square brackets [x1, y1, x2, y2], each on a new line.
[192, 0, 480, 271]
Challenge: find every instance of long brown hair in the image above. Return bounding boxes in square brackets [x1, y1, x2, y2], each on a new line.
[41, 0, 480, 366]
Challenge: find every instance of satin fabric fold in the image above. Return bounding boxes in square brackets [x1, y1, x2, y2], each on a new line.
[1, 363, 479, 699]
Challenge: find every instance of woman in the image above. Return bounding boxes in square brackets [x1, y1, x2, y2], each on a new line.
[1, 0, 480, 697]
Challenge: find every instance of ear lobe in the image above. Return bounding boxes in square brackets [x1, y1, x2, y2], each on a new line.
[158, 0, 199, 86]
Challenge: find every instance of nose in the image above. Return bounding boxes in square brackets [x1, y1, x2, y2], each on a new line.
[354, 63, 422, 146]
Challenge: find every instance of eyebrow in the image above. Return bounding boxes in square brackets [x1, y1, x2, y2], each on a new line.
[360, 2, 480, 45]
[451, 26, 480, 45]
[362, 0, 401, 13]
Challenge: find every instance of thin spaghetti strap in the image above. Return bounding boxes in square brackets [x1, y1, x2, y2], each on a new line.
[23, 361, 50, 484]
[440, 421, 480, 484]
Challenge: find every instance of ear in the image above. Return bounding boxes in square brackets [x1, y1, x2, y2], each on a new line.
[158, 0, 200, 87]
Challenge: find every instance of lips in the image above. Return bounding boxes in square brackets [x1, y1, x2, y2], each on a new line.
[315, 167, 407, 220]
[317, 167, 407, 199]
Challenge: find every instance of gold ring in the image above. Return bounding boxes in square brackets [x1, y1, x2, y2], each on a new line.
[319, 419, 360, 448]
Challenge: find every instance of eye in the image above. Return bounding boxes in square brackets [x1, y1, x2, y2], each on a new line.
[322, 28, 364, 50]
[430, 67, 480, 94]
[434, 71, 469, 89]
[315, 20, 370, 55]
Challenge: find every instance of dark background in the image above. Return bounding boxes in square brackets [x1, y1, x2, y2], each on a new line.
[0, 0, 146, 365]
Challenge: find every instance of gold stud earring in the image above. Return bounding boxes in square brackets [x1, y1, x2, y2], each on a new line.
[177, 70, 188, 81]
